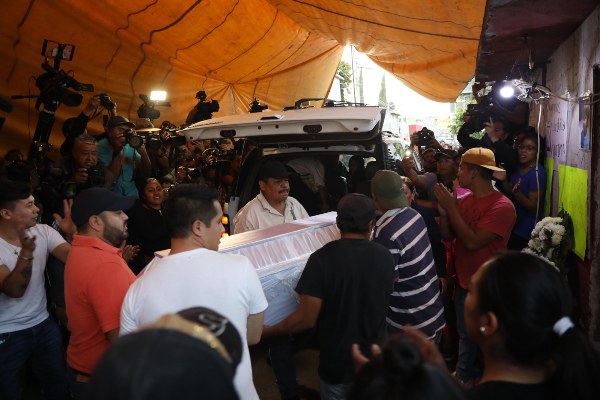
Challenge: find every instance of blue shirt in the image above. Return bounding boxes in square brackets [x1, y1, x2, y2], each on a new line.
[511, 164, 547, 240]
[98, 138, 141, 198]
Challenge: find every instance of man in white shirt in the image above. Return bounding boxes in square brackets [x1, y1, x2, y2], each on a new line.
[233, 161, 308, 234]
[120, 184, 268, 400]
[0, 180, 73, 400]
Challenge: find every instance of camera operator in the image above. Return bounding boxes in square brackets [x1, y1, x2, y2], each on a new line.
[458, 115, 517, 178]
[185, 90, 220, 125]
[59, 93, 117, 157]
[97, 116, 151, 198]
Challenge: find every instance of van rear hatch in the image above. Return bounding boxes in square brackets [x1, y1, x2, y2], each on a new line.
[180, 106, 385, 146]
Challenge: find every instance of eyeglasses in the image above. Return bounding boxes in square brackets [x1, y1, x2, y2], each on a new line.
[517, 144, 537, 151]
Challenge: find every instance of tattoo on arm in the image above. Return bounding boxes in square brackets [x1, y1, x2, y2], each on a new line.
[20, 264, 32, 279]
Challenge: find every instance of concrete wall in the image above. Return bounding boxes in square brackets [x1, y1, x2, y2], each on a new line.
[531, 5, 600, 347]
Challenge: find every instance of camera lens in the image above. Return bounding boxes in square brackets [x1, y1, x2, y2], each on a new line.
[128, 135, 143, 149]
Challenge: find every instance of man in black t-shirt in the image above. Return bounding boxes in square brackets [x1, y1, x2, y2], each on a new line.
[263, 193, 394, 399]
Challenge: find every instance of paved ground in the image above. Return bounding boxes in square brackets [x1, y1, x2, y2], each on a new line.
[251, 343, 321, 400]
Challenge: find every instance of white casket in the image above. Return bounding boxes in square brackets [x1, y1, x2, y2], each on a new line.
[218, 212, 339, 325]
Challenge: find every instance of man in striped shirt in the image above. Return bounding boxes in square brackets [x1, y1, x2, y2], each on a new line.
[371, 170, 445, 341]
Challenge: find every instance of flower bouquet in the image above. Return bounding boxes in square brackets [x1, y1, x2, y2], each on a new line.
[522, 209, 574, 274]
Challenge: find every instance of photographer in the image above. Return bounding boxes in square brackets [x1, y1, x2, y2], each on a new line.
[60, 133, 108, 198]
[97, 116, 151, 198]
[60, 93, 116, 157]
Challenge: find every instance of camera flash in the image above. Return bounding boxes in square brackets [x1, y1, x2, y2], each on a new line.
[405, 149, 412, 157]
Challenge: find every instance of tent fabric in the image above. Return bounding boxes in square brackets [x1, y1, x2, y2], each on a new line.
[0, 0, 485, 154]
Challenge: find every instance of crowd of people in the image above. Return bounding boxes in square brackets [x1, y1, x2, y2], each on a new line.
[0, 91, 599, 400]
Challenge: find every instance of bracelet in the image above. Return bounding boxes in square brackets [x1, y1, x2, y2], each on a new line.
[19, 254, 34, 261]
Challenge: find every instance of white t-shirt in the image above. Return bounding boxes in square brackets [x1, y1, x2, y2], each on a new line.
[0, 224, 66, 333]
[233, 193, 309, 234]
[120, 248, 268, 400]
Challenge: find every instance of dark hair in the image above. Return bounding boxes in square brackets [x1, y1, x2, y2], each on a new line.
[463, 163, 494, 181]
[137, 178, 161, 205]
[348, 335, 464, 400]
[87, 329, 238, 400]
[478, 252, 600, 400]
[401, 176, 416, 193]
[349, 155, 365, 170]
[519, 131, 547, 165]
[0, 180, 32, 210]
[160, 175, 175, 185]
[163, 184, 220, 238]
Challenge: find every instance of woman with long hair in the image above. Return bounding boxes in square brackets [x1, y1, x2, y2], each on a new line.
[126, 178, 169, 274]
[465, 252, 600, 400]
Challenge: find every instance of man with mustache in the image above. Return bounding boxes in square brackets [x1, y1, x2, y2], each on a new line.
[64, 187, 137, 399]
[233, 161, 309, 234]
[232, 161, 310, 399]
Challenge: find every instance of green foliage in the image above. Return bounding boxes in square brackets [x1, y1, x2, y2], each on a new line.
[336, 60, 352, 101]
[448, 106, 465, 136]
[448, 99, 477, 137]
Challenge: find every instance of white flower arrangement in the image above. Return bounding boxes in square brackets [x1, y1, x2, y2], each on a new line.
[522, 210, 573, 273]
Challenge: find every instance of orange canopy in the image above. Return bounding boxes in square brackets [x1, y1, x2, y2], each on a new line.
[0, 0, 485, 153]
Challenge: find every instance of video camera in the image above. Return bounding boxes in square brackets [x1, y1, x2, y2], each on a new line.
[249, 98, 268, 113]
[416, 127, 435, 147]
[464, 91, 497, 132]
[187, 90, 220, 123]
[35, 40, 94, 110]
[12, 40, 95, 161]
[137, 94, 170, 121]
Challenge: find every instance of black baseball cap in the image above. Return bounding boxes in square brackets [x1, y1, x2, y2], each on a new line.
[336, 193, 377, 228]
[434, 149, 459, 161]
[71, 187, 136, 227]
[107, 115, 136, 129]
[258, 161, 289, 181]
[177, 307, 243, 372]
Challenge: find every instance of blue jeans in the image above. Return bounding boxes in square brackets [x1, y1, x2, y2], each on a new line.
[67, 366, 90, 400]
[319, 379, 349, 400]
[454, 286, 477, 383]
[0, 317, 68, 400]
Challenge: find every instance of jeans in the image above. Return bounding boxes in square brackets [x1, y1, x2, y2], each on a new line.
[269, 335, 299, 399]
[67, 367, 90, 400]
[454, 286, 477, 383]
[268, 330, 315, 400]
[319, 379, 349, 400]
[0, 317, 68, 400]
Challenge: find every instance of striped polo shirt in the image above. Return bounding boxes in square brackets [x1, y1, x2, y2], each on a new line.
[372, 207, 445, 338]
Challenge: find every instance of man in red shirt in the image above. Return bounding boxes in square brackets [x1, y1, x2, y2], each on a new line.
[65, 188, 136, 399]
[434, 147, 516, 386]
